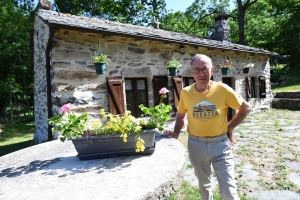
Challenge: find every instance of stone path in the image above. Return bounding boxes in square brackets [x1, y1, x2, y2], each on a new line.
[164, 108, 300, 199]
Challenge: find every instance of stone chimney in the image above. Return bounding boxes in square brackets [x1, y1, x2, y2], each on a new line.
[211, 14, 231, 43]
[36, 0, 52, 10]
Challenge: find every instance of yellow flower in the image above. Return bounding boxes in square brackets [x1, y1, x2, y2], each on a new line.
[99, 109, 105, 115]
[134, 125, 141, 133]
[121, 133, 128, 143]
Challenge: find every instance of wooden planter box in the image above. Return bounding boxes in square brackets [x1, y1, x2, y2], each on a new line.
[71, 129, 156, 160]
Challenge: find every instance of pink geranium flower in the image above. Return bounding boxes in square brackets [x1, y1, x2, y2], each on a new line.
[159, 87, 169, 94]
[60, 103, 74, 113]
[159, 87, 169, 99]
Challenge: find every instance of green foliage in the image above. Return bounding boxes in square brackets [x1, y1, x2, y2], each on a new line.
[54, 0, 167, 27]
[92, 53, 111, 64]
[164, 58, 181, 69]
[270, 65, 300, 92]
[139, 87, 172, 131]
[139, 103, 172, 131]
[48, 111, 88, 142]
[0, 1, 34, 123]
[161, 0, 231, 37]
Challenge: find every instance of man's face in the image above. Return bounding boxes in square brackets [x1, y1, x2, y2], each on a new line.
[190, 58, 214, 85]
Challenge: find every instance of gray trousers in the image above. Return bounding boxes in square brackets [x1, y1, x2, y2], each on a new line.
[188, 134, 240, 200]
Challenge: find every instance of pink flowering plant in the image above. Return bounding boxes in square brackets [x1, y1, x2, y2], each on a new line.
[218, 60, 234, 70]
[92, 52, 111, 64]
[242, 63, 254, 69]
[139, 87, 172, 131]
[48, 103, 88, 142]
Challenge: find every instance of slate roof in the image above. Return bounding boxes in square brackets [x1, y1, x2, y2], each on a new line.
[33, 9, 277, 56]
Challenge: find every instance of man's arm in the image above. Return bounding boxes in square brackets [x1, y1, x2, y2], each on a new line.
[163, 113, 186, 139]
[227, 101, 252, 145]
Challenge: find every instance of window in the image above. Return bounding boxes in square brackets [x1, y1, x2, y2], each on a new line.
[125, 78, 148, 118]
[259, 76, 266, 98]
[153, 76, 169, 106]
[183, 77, 195, 87]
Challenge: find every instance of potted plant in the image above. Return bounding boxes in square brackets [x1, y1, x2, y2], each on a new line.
[218, 60, 234, 75]
[139, 87, 172, 131]
[164, 58, 181, 76]
[92, 52, 111, 74]
[242, 63, 254, 74]
[48, 103, 155, 160]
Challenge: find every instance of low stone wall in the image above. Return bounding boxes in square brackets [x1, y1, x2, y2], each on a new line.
[272, 92, 300, 109]
[273, 92, 300, 98]
[0, 132, 186, 200]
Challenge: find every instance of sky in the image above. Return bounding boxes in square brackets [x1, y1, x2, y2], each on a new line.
[34, 0, 194, 12]
[164, 0, 195, 12]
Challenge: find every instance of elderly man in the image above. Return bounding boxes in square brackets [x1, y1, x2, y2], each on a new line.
[163, 54, 251, 200]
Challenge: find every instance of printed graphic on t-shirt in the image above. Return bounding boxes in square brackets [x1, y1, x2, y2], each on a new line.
[192, 100, 219, 122]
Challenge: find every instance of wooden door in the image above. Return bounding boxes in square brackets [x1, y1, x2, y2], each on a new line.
[173, 77, 183, 109]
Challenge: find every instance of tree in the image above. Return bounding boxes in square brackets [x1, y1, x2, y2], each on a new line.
[54, 0, 167, 27]
[235, 0, 258, 45]
[161, 0, 232, 37]
[237, 0, 300, 69]
[0, 0, 34, 123]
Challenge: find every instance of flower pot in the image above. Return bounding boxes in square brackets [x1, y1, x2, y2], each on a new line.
[243, 68, 249, 74]
[71, 129, 156, 160]
[221, 68, 228, 75]
[94, 62, 106, 74]
[169, 68, 178, 76]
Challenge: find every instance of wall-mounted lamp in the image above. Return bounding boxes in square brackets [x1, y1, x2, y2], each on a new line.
[179, 44, 185, 50]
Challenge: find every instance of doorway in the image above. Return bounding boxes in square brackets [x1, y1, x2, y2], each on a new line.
[222, 77, 234, 121]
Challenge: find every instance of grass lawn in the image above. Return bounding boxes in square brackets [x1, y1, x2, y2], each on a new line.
[0, 122, 35, 157]
[272, 84, 300, 92]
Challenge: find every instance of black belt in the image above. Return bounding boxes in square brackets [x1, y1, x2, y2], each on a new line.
[188, 133, 228, 143]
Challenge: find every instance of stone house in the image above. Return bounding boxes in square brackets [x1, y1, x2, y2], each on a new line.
[30, 4, 277, 144]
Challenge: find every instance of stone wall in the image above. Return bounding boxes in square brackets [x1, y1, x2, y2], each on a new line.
[33, 15, 272, 143]
[33, 16, 50, 143]
[272, 92, 300, 110]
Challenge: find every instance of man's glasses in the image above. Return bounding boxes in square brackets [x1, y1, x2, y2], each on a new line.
[190, 68, 209, 74]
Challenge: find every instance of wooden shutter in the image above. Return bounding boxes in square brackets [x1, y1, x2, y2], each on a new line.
[173, 77, 183, 108]
[106, 76, 125, 114]
[259, 76, 266, 98]
[246, 76, 252, 99]
[153, 76, 168, 106]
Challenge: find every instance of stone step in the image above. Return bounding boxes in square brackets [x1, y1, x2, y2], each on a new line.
[272, 98, 300, 109]
[273, 91, 300, 98]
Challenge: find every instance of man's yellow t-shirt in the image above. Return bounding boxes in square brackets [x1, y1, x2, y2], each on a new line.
[177, 81, 244, 137]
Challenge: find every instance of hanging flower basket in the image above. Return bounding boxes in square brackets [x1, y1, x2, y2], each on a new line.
[242, 63, 254, 74]
[221, 68, 228, 75]
[243, 68, 249, 74]
[218, 60, 234, 75]
[94, 62, 107, 74]
[92, 42, 111, 74]
[168, 68, 178, 76]
[164, 57, 181, 76]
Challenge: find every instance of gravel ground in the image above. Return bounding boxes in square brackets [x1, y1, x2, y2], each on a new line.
[165, 108, 300, 200]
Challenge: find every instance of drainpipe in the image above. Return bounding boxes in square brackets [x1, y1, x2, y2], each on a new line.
[46, 26, 55, 141]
